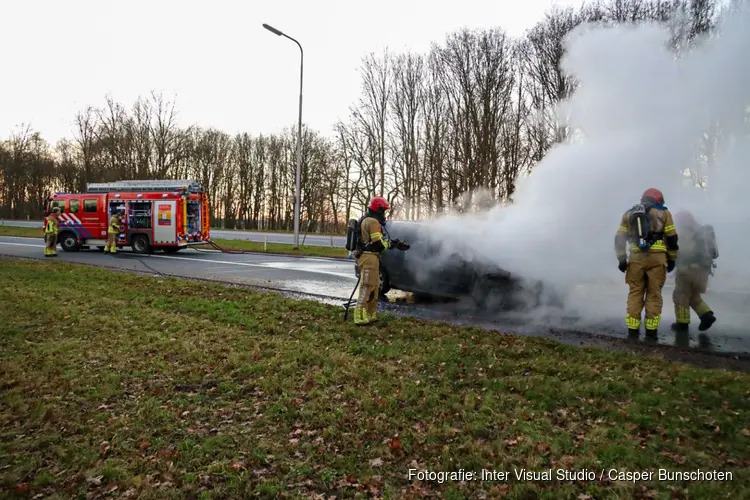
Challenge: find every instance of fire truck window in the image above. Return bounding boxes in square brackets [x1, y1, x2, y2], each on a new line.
[84, 199, 98, 213]
[69, 200, 80, 213]
[50, 200, 66, 212]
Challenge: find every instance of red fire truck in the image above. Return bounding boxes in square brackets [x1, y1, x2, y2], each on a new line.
[43, 179, 211, 254]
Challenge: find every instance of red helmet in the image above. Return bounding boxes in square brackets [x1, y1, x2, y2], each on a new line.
[641, 188, 664, 205]
[368, 196, 390, 212]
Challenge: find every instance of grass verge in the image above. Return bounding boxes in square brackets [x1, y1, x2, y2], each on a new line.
[198, 239, 347, 259]
[1, 258, 749, 499]
[0, 226, 348, 259]
[216, 226, 346, 237]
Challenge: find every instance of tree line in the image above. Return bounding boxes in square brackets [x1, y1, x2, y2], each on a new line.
[0, 0, 722, 233]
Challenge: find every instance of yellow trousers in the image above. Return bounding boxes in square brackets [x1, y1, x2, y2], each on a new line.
[104, 232, 118, 253]
[44, 233, 57, 256]
[354, 252, 380, 325]
[625, 251, 667, 331]
[673, 267, 711, 324]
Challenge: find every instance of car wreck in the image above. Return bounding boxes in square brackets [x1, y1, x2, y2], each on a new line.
[353, 220, 562, 311]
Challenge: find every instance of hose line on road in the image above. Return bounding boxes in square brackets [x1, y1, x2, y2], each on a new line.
[199, 240, 255, 255]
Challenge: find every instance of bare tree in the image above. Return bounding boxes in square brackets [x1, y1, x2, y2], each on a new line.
[352, 50, 393, 198]
[389, 52, 425, 219]
[0, 0, 724, 228]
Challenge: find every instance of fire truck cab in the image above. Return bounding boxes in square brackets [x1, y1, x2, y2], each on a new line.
[43, 179, 211, 254]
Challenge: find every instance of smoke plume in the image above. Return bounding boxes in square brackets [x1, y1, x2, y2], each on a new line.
[423, 3, 750, 322]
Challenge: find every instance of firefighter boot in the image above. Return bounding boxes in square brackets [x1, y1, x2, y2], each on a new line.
[645, 329, 658, 342]
[670, 322, 689, 333]
[44, 235, 57, 257]
[674, 330, 690, 348]
[353, 307, 370, 326]
[627, 328, 640, 340]
[698, 311, 716, 332]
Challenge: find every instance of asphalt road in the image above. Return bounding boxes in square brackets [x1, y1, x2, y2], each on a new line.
[0, 235, 358, 298]
[0, 219, 347, 247]
[2, 234, 750, 356]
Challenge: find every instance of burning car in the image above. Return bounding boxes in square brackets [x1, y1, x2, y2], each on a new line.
[353, 220, 562, 310]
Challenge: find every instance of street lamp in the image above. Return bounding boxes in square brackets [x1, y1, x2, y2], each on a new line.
[263, 22, 303, 249]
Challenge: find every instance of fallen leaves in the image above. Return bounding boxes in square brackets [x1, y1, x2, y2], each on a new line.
[99, 440, 111, 458]
[4, 259, 750, 499]
[12, 483, 30, 494]
[536, 442, 551, 455]
[86, 475, 104, 487]
[504, 437, 521, 448]
[659, 451, 686, 465]
[388, 435, 402, 455]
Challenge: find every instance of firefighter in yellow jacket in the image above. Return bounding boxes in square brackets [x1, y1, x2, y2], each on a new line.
[614, 188, 679, 340]
[104, 208, 124, 254]
[670, 210, 718, 333]
[353, 196, 410, 325]
[44, 207, 60, 257]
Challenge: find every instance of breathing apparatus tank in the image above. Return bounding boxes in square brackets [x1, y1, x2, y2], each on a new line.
[699, 224, 719, 260]
[629, 204, 651, 250]
[345, 218, 360, 257]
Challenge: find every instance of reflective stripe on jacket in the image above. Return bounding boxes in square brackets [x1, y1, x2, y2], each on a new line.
[45, 218, 59, 235]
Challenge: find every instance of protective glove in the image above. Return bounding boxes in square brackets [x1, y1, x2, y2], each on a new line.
[618, 258, 627, 273]
[388, 238, 410, 251]
[397, 240, 410, 251]
[667, 259, 675, 273]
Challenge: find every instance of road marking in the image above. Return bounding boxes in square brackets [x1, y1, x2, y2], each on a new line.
[0, 241, 43, 247]
[144, 253, 358, 280]
[0, 240, 352, 278]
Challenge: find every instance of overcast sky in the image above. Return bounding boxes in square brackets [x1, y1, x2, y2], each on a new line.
[0, 0, 579, 144]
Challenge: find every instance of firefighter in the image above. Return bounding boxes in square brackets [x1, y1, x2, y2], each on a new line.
[44, 207, 60, 257]
[614, 188, 679, 340]
[353, 196, 410, 325]
[104, 208, 124, 254]
[670, 210, 717, 333]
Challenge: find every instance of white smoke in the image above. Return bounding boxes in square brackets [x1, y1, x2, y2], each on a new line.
[423, 3, 750, 323]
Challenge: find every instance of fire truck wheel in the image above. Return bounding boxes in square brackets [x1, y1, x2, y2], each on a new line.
[59, 232, 80, 252]
[131, 234, 151, 255]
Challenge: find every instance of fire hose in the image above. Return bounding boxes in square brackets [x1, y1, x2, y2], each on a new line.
[112, 238, 363, 318]
[344, 269, 361, 321]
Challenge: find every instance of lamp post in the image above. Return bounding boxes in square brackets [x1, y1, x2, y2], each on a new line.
[263, 22, 303, 249]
